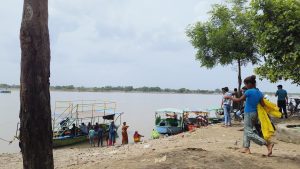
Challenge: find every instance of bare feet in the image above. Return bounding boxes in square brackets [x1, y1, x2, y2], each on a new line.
[267, 143, 274, 156]
[240, 148, 251, 154]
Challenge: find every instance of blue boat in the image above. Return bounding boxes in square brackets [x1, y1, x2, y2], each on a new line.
[0, 89, 11, 93]
[155, 108, 184, 135]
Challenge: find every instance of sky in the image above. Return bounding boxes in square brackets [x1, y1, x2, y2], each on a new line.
[0, 0, 298, 93]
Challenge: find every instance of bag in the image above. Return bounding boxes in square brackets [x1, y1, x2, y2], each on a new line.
[257, 99, 281, 141]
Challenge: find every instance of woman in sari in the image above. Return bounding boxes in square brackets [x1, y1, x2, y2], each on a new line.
[122, 122, 129, 145]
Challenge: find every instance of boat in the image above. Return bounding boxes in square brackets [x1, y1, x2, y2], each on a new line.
[155, 108, 184, 135]
[52, 100, 123, 148]
[0, 89, 11, 93]
[53, 135, 87, 147]
[206, 108, 224, 124]
[182, 108, 209, 131]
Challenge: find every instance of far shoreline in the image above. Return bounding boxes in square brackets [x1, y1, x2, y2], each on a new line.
[5, 88, 300, 96]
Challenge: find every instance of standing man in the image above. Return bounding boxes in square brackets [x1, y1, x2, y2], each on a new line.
[275, 85, 288, 118]
[221, 87, 232, 127]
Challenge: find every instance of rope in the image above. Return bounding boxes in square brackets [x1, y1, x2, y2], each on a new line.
[0, 136, 18, 144]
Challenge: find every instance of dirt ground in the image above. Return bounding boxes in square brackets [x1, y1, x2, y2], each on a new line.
[1, 121, 299, 169]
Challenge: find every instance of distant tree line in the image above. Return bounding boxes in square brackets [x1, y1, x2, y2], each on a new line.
[0, 83, 222, 94]
[52, 85, 220, 94]
[0, 84, 20, 88]
[2, 83, 299, 95]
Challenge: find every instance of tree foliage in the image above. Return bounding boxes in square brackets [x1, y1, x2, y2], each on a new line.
[186, 0, 260, 91]
[251, 0, 300, 84]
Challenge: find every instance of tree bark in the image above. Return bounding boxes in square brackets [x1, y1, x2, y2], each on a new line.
[19, 0, 54, 169]
[237, 59, 242, 95]
[237, 59, 242, 111]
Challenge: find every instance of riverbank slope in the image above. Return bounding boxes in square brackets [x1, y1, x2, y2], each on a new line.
[1, 123, 299, 169]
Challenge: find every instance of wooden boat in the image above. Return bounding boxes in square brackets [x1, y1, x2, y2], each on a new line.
[53, 135, 87, 148]
[52, 100, 123, 148]
[183, 108, 209, 131]
[155, 108, 184, 135]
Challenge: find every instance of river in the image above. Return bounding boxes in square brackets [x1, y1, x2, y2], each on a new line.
[0, 90, 278, 153]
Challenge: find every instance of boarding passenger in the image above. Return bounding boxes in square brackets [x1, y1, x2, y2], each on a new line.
[80, 123, 88, 135]
[108, 121, 116, 146]
[70, 124, 76, 137]
[88, 126, 96, 147]
[97, 125, 104, 147]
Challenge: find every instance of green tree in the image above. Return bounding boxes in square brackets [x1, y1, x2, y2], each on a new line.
[251, 0, 300, 84]
[186, 0, 260, 92]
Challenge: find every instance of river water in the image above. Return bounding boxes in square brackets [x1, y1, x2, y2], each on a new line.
[0, 90, 278, 153]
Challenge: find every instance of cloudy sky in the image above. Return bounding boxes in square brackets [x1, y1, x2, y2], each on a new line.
[0, 0, 298, 92]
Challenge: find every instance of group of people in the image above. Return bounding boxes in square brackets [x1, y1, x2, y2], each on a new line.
[78, 121, 144, 147]
[221, 81, 289, 127]
[80, 122, 116, 147]
[220, 75, 288, 156]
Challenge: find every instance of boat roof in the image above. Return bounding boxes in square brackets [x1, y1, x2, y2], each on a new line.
[183, 108, 208, 112]
[155, 108, 183, 114]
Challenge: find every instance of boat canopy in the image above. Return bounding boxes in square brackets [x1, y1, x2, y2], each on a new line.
[52, 100, 122, 132]
[155, 108, 183, 114]
[183, 108, 207, 112]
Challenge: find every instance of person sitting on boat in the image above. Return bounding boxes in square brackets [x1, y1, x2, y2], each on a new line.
[88, 126, 96, 147]
[59, 117, 69, 128]
[133, 131, 144, 143]
[108, 121, 117, 146]
[166, 112, 177, 120]
[80, 123, 88, 135]
[159, 120, 166, 126]
[70, 124, 76, 137]
[196, 115, 208, 126]
[166, 112, 178, 126]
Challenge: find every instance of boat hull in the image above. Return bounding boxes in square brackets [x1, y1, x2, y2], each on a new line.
[0, 91, 11, 93]
[155, 126, 182, 135]
[53, 135, 88, 148]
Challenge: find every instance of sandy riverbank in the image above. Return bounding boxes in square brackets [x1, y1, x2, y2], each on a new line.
[1, 121, 299, 169]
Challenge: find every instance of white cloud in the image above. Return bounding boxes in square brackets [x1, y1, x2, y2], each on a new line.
[0, 0, 298, 92]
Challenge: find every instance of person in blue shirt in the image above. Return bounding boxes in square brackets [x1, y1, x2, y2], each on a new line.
[97, 125, 104, 147]
[275, 85, 288, 118]
[88, 126, 95, 147]
[108, 121, 116, 146]
[225, 75, 274, 156]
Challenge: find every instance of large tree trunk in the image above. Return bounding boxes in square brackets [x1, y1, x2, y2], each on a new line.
[237, 59, 242, 111]
[19, 0, 54, 169]
[237, 59, 242, 95]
